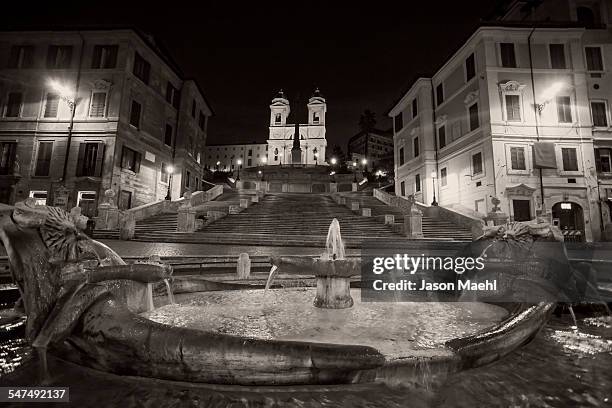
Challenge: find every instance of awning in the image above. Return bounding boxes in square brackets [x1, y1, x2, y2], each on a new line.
[533, 142, 557, 169]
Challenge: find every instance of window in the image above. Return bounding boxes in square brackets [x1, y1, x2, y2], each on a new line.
[472, 152, 483, 175]
[400, 181, 405, 196]
[166, 83, 180, 108]
[500, 43, 516, 68]
[549, 44, 566, 69]
[46, 45, 72, 69]
[436, 83, 444, 106]
[415, 174, 421, 192]
[185, 171, 191, 188]
[313, 112, 320, 123]
[510, 147, 526, 170]
[591, 101, 608, 127]
[438, 125, 446, 149]
[76, 142, 105, 177]
[92, 45, 118, 69]
[191, 100, 196, 118]
[161, 163, 170, 183]
[596, 148, 612, 173]
[413, 137, 419, 158]
[164, 124, 173, 146]
[120, 146, 141, 173]
[130, 100, 142, 128]
[133, 52, 150, 84]
[394, 113, 403, 132]
[89, 92, 107, 117]
[505, 94, 521, 121]
[399, 147, 405, 166]
[577, 6, 596, 27]
[5, 92, 22, 117]
[585, 47, 604, 71]
[412, 98, 418, 118]
[44, 93, 59, 118]
[469, 103, 479, 131]
[465, 53, 476, 81]
[248, 149, 252, 156]
[35, 141, 53, 176]
[198, 112, 206, 130]
[247, 159, 252, 166]
[561, 147, 578, 171]
[556, 96, 572, 123]
[0, 142, 17, 175]
[8, 46, 34, 68]
[439, 167, 448, 187]
[275, 113, 282, 124]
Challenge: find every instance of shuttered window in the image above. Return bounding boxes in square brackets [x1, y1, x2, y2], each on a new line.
[415, 174, 421, 192]
[90, 92, 106, 117]
[6, 92, 22, 117]
[164, 124, 173, 146]
[0, 142, 17, 175]
[8, 46, 34, 68]
[510, 147, 526, 170]
[469, 103, 479, 131]
[440, 168, 447, 186]
[44, 93, 59, 118]
[591, 101, 608, 127]
[35, 141, 53, 176]
[556, 96, 572, 123]
[120, 146, 141, 173]
[472, 152, 483, 175]
[549, 44, 566, 69]
[76, 142, 105, 177]
[585, 47, 604, 71]
[130, 100, 141, 128]
[438, 125, 446, 148]
[46, 45, 72, 69]
[92, 45, 118, 69]
[133, 52, 150, 84]
[562, 148, 578, 171]
[505, 94, 521, 121]
[500, 43, 516, 68]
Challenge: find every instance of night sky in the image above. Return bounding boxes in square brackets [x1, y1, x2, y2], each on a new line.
[6, 0, 500, 149]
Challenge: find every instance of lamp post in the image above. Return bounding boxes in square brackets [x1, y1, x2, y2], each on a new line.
[352, 161, 358, 182]
[430, 170, 438, 206]
[165, 165, 175, 200]
[237, 159, 242, 181]
[361, 157, 368, 173]
[313, 147, 318, 166]
[216, 160, 220, 172]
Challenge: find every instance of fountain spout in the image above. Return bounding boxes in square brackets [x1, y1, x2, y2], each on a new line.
[325, 218, 345, 260]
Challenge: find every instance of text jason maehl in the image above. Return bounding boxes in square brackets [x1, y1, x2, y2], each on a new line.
[371, 279, 497, 291]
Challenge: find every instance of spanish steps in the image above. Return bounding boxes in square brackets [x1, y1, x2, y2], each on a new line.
[93, 188, 473, 246]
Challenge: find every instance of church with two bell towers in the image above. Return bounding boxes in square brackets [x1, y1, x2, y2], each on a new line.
[267, 89, 327, 165]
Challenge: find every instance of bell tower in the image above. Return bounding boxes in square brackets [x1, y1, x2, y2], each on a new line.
[270, 90, 290, 126]
[307, 88, 326, 126]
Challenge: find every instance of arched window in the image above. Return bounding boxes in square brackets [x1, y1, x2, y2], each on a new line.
[274, 148, 278, 155]
[275, 113, 282, 124]
[577, 6, 596, 26]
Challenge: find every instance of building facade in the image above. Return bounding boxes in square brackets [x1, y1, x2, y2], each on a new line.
[0, 29, 212, 215]
[347, 128, 394, 169]
[267, 89, 327, 165]
[203, 142, 268, 171]
[390, 1, 612, 242]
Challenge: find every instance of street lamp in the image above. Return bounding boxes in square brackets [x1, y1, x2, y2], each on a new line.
[216, 161, 220, 172]
[165, 165, 175, 200]
[237, 159, 242, 181]
[331, 157, 337, 166]
[430, 170, 438, 206]
[313, 147, 318, 166]
[49, 80, 77, 186]
[352, 161, 358, 182]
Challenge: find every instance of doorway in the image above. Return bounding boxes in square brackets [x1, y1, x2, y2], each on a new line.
[78, 191, 97, 218]
[552, 202, 585, 242]
[118, 190, 132, 210]
[512, 199, 532, 221]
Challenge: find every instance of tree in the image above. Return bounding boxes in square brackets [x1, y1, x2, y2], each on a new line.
[358, 109, 376, 133]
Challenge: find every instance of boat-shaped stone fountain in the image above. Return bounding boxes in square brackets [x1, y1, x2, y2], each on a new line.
[0, 200, 567, 386]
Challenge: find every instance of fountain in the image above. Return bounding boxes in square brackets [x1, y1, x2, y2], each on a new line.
[0, 200, 569, 386]
[266, 218, 359, 308]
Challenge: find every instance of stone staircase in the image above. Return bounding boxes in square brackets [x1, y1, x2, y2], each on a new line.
[339, 191, 473, 241]
[94, 190, 473, 245]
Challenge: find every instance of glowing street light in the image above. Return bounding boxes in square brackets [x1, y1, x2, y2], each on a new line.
[236, 159, 242, 181]
[261, 156, 268, 164]
[430, 170, 438, 206]
[165, 165, 175, 200]
[330, 157, 337, 165]
[48, 79, 77, 185]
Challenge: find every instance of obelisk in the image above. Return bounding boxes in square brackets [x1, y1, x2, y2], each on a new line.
[291, 122, 302, 164]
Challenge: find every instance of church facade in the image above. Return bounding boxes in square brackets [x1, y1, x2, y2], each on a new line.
[267, 89, 327, 165]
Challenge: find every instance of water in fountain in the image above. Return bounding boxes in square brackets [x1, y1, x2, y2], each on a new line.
[568, 305, 578, 330]
[264, 265, 278, 293]
[324, 218, 345, 260]
[164, 279, 175, 304]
